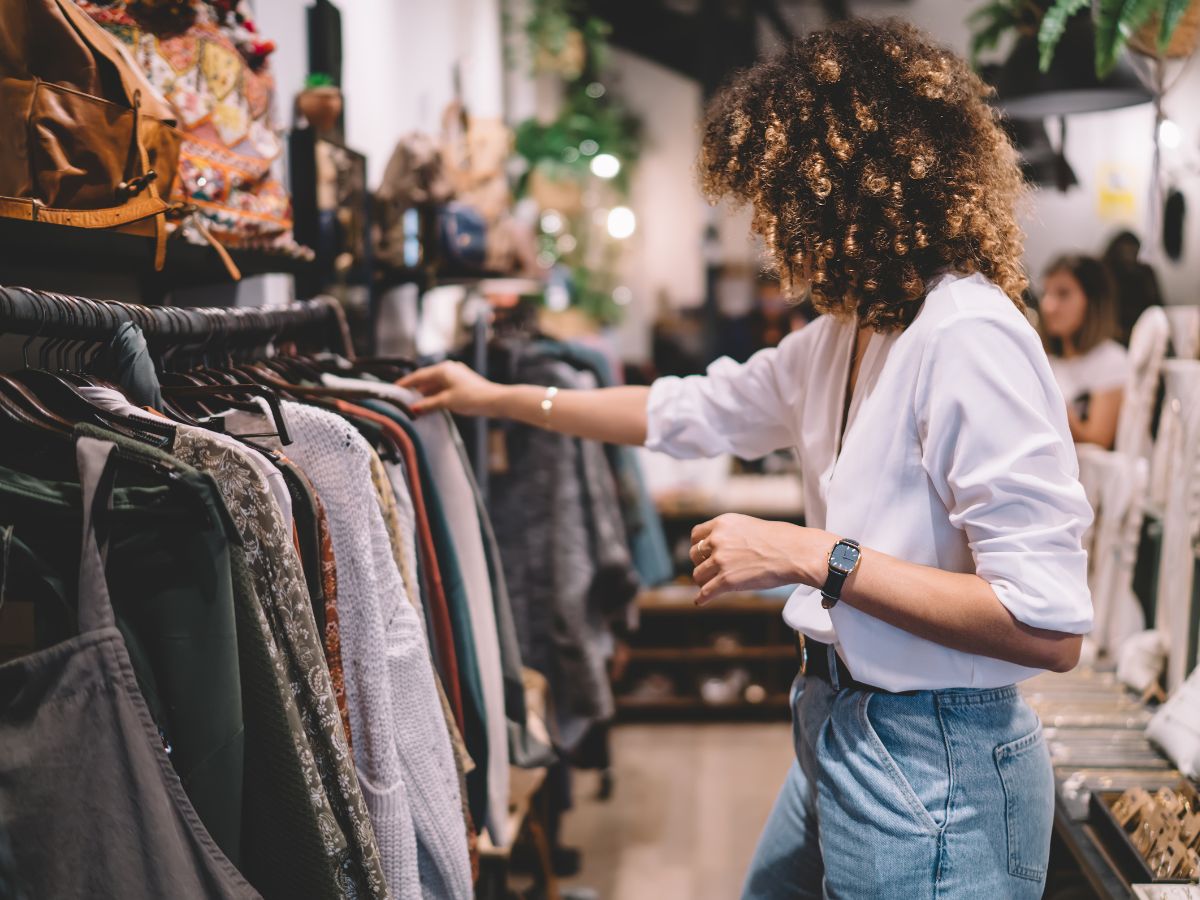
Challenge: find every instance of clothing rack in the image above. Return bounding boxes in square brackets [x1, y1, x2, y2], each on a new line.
[0, 285, 352, 356]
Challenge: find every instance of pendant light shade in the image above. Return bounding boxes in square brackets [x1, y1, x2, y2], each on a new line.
[1005, 117, 1078, 192]
[987, 16, 1152, 118]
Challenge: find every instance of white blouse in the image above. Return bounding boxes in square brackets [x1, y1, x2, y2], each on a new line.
[646, 271, 1094, 691]
[1048, 338, 1130, 419]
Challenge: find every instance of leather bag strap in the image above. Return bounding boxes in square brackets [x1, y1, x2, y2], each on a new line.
[0, 194, 170, 228]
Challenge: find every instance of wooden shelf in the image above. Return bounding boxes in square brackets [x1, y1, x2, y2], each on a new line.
[0, 217, 313, 296]
[621, 586, 794, 721]
[637, 587, 787, 615]
[616, 693, 790, 715]
[629, 646, 795, 663]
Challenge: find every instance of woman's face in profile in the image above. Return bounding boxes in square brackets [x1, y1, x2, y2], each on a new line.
[1040, 269, 1088, 341]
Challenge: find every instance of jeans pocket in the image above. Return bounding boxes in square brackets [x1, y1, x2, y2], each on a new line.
[994, 726, 1054, 882]
[859, 693, 946, 835]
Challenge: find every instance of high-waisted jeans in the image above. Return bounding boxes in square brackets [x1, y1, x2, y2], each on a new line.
[742, 673, 1054, 899]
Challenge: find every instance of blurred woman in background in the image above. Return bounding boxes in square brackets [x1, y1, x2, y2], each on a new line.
[1103, 230, 1162, 343]
[1039, 254, 1128, 449]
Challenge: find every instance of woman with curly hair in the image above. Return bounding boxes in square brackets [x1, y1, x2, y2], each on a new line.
[401, 18, 1091, 898]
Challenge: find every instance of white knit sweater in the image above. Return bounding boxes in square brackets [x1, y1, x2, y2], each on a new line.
[283, 401, 473, 899]
[324, 375, 512, 846]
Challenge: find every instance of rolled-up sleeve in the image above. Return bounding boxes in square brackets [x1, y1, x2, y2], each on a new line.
[645, 330, 808, 460]
[916, 311, 1094, 634]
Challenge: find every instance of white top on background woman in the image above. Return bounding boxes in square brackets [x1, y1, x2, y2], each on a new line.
[1039, 254, 1130, 449]
[402, 19, 1091, 900]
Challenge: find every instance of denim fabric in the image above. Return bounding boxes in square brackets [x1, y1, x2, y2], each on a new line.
[743, 674, 1054, 899]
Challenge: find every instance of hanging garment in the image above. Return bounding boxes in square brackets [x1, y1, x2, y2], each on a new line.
[0, 431, 245, 866]
[487, 354, 638, 750]
[367, 448, 429, 636]
[314, 489, 353, 754]
[534, 338, 671, 588]
[276, 457, 353, 753]
[168, 424, 387, 899]
[382, 455, 424, 638]
[380, 435, 464, 727]
[374, 395, 510, 846]
[348, 405, 492, 830]
[220, 411, 349, 728]
[92, 322, 165, 411]
[80, 387, 293, 530]
[446, 411, 550, 768]
[275, 459, 327, 635]
[332, 399, 489, 829]
[327, 375, 511, 848]
[71, 422, 358, 900]
[0, 436, 259, 899]
[283, 401, 472, 900]
[74, 390, 385, 898]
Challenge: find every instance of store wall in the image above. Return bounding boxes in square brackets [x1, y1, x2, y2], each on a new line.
[255, 0, 504, 187]
[609, 49, 709, 359]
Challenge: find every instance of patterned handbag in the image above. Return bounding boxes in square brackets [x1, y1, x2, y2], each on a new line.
[77, 0, 296, 251]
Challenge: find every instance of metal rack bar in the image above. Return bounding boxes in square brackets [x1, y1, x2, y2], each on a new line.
[0, 285, 349, 355]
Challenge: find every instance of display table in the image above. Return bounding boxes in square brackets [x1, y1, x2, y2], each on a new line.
[1023, 669, 1195, 897]
[1053, 801, 1135, 900]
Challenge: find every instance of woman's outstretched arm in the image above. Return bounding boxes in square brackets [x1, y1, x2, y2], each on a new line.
[398, 360, 651, 446]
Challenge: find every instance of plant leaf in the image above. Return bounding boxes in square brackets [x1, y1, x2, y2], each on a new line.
[972, 12, 1020, 64]
[1038, 0, 1092, 71]
[1096, 0, 1160, 76]
[1159, 0, 1190, 49]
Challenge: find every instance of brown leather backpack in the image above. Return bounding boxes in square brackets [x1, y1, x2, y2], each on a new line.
[0, 0, 182, 269]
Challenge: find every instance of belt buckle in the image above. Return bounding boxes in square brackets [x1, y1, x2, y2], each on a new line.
[797, 633, 808, 676]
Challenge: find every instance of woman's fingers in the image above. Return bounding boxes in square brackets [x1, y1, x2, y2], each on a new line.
[398, 362, 455, 394]
[688, 538, 713, 566]
[690, 519, 717, 544]
[412, 390, 453, 415]
[696, 574, 729, 606]
[397, 370, 443, 395]
[692, 555, 719, 586]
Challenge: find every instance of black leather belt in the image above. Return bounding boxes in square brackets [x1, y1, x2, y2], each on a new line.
[795, 633, 915, 695]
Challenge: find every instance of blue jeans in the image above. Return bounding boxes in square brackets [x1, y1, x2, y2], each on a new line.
[742, 674, 1054, 899]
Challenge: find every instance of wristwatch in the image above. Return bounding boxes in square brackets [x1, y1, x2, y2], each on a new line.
[820, 538, 861, 610]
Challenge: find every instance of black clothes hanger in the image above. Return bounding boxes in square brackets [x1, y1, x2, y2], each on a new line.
[160, 382, 293, 445]
[0, 287, 349, 450]
[3, 294, 175, 443]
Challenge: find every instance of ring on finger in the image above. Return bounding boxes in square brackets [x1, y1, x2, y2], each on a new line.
[698, 538, 712, 560]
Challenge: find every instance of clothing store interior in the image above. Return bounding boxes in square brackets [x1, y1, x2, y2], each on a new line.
[3, 0, 1200, 898]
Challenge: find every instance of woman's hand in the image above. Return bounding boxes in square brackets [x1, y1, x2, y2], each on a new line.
[689, 514, 833, 605]
[398, 361, 505, 417]
[398, 364, 653, 444]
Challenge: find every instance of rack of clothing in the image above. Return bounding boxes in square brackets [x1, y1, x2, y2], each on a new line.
[0, 286, 542, 900]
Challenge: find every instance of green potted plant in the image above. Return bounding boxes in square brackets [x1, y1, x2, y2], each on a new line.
[1039, 0, 1200, 76]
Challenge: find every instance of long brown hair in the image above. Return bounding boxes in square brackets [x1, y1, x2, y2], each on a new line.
[699, 18, 1028, 331]
[1038, 254, 1119, 355]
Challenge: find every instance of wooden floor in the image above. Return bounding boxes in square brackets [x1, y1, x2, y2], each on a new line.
[559, 723, 794, 900]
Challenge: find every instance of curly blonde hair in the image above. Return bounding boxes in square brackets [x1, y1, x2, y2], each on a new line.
[700, 18, 1028, 331]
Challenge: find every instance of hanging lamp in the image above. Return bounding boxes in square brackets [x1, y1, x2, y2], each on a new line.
[987, 15, 1152, 117]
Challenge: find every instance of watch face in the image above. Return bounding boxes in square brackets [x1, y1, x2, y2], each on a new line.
[829, 542, 861, 575]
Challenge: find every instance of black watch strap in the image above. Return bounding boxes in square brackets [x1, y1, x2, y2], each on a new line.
[820, 569, 848, 609]
[820, 538, 860, 610]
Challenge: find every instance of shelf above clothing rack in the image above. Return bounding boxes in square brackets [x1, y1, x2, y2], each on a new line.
[0, 218, 315, 304]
